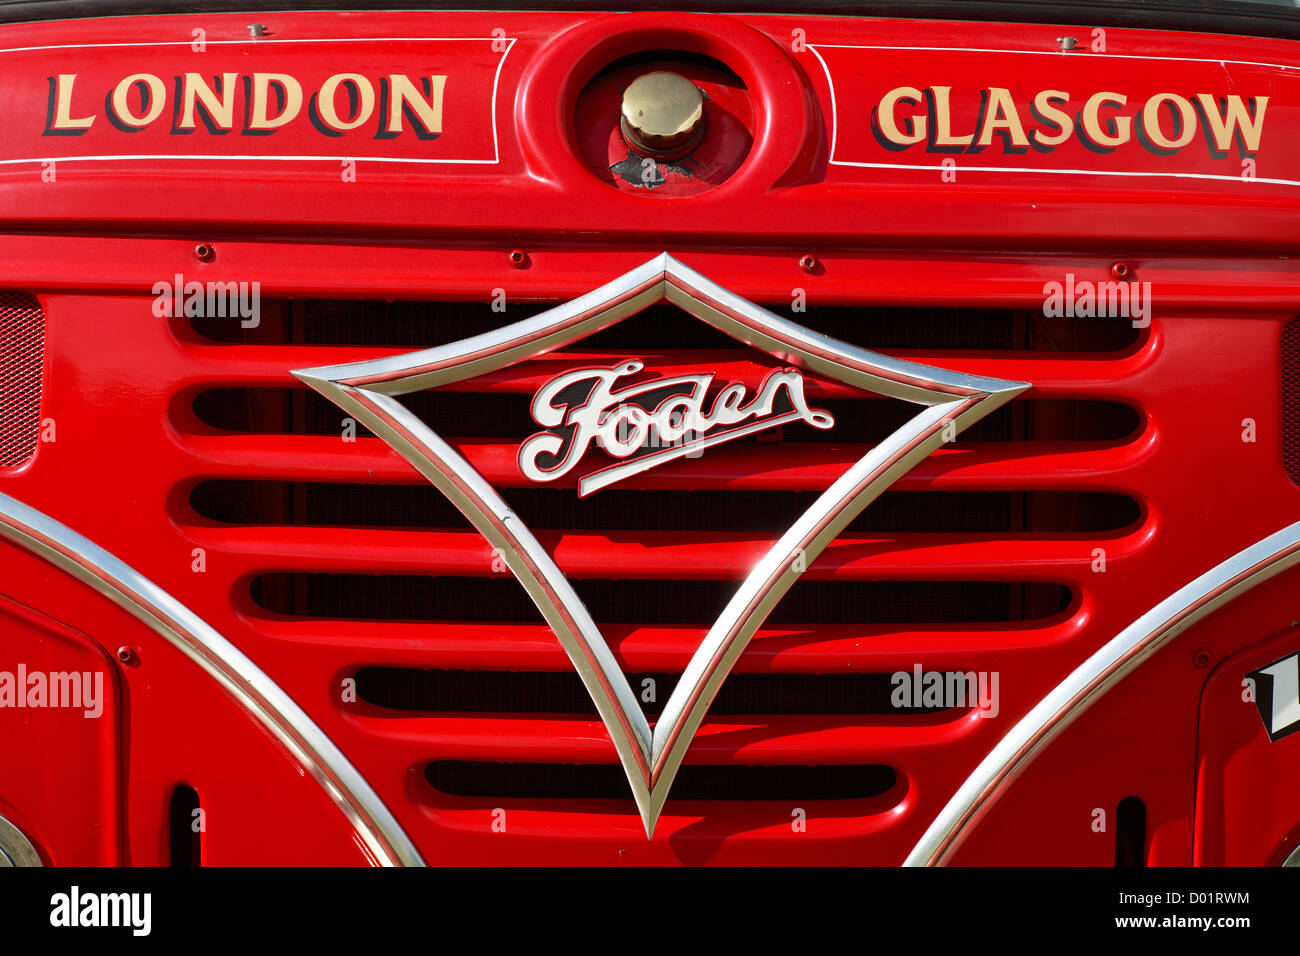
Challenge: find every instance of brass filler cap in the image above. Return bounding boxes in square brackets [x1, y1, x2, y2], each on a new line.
[620, 71, 706, 160]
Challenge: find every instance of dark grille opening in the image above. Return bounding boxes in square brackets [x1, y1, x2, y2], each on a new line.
[1115, 796, 1147, 867]
[189, 299, 542, 346]
[193, 481, 1141, 534]
[190, 386, 1140, 444]
[251, 574, 1072, 624]
[190, 387, 527, 441]
[0, 291, 44, 469]
[355, 667, 969, 716]
[190, 299, 1140, 353]
[426, 761, 897, 802]
[581, 303, 1140, 353]
[1284, 317, 1300, 484]
[167, 784, 201, 868]
[814, 396, 1139, 444]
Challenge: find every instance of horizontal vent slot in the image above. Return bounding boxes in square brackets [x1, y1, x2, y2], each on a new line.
[194, 482, 1141, 534]
[426, 760, 898, 802]
[190, 300, 1140, 353]
[251, 574, 1071, 624]
[355, 667, 969, 716]
[191, 387, 1140, 444]
[191, 299, 526, 347]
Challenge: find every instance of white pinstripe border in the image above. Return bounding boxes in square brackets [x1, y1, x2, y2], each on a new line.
[806, 42, 1297, 187]
[1, 34, 515, 166]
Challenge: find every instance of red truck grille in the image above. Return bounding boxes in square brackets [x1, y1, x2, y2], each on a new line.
[168, 289, 1150, 860]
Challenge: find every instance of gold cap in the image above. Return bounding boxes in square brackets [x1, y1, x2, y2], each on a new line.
[620, 71, 705, 160]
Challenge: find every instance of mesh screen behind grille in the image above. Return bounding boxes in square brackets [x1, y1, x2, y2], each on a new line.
[426, 761, 898, 802]
[1285, 317, 1300, 484]
[192, 482, 1139, 534]
[193, 299, 1142, 352]
[0, 293, 43, 468]
[355, 667, 964, 716]
[251, 573, 1072, 625]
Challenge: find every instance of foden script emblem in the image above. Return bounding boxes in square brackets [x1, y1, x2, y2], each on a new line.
[518, 361, 834, 496]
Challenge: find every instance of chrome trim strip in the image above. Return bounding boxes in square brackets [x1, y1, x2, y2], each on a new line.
[905, 519, 1300, 866]
[296, 253, 1029, 838]
[0, 492, 423, 867]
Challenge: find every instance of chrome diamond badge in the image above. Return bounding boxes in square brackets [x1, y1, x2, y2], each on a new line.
[294, 254, 1029, 837]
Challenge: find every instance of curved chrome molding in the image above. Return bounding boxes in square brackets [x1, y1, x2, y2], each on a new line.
[906, 519, 1300, 866]
[0, 814, 41, 866]
[0, 492, 423, 867]
[296, 253, 1029, 838]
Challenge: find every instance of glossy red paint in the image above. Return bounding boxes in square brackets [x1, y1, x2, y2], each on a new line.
[1194, 626, 1300, 866]
[0, 8, 1298, 866]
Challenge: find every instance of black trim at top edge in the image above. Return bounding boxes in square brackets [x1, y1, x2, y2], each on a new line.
[1, 0, 1300, 42]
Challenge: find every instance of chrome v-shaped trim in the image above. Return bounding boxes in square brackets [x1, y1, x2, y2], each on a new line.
[294, 254, 1030, 838]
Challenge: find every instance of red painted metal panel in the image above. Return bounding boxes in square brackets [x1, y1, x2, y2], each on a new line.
[0, 11, 1294, 247]
[1194, 626, 1300, 866]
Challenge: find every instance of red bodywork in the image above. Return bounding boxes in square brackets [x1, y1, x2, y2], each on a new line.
[1, 8, 1299, 865]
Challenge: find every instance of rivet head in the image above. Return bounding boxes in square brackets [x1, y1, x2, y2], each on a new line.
[1111, 261, 1131, 280]
[620, 72, 705, 160]
[799, 254, 819, 274]
[116, 646, 138, 666]
[194, 242, 215, 263]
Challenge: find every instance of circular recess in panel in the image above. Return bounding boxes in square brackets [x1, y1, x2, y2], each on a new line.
[576, 51, 753, 196]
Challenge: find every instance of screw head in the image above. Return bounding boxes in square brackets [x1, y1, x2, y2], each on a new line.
[194, 242, 215, 263]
